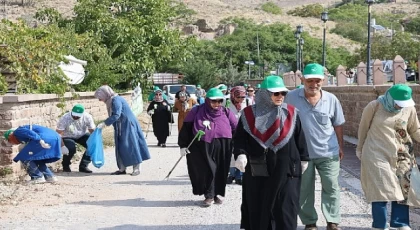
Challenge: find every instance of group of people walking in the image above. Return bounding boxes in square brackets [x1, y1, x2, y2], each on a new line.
[3, 61, 420, 230]
[173, 62, 419, 230]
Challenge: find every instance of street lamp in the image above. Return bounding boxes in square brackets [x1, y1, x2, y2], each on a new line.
[245, 61, 255, 79]
[295, 25, 303, 71]
[300, 38, 304, 71]
[366, 0, 375, 84]
[321, 11, 329, 67]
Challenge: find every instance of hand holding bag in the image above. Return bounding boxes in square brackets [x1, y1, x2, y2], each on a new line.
[249, 153, 269, 177]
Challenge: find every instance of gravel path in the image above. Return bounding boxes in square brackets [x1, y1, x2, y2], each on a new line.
[0, 114, 419, 229]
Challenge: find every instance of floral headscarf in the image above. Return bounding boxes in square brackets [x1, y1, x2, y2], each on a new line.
[230, 86, 246, 111]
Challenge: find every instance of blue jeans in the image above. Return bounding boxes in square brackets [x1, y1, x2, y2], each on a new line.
[229, 167, 242, 180]
[372, 201, 410, 228]
[23, 160, 55, 179]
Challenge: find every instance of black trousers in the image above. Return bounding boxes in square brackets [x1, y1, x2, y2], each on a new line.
[62, 134, 91, 168]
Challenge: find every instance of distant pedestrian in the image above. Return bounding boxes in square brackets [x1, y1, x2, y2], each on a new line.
[357, 84, 420, 230]
[175, 84, 191, 100]
[226, 86, 249, 185]
[233, 75, 309, 230]
[195, 85, 206, 105]
[285, 63, 345, 230]
[95, 85, 150, 176]
[178, 88, 237, 207]
[246, 86, 256, 105]
[174, 91, 197, 132]
[147, 89, 174, 147]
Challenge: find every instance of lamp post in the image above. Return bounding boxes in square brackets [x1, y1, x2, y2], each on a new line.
[245, 61, 255, 79]
[366, 0, 375, 84]
[294, 31, 300, 71]
[300, 38, 304, 71]
[295, 25, 303, 71]
[321, 11, 329, 67]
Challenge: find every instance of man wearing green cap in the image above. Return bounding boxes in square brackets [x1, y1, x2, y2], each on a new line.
[285, 63, 345, 230]
[56, 104, 96, 173]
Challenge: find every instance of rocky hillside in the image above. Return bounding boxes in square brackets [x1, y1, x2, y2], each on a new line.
[2, 0, 418, 52]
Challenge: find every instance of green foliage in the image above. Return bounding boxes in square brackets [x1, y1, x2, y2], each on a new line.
[287, 4, 324, 18]
[404, 17, 420, 35]
[178, 18, 353, 83]
[330, 22, 366, 43]
[73, 0, 194, 87]
[170, 1, 197, 26]
[0, 167, 13, 177]
[0, 74, 7, 94]
[261, 2, 282, 15]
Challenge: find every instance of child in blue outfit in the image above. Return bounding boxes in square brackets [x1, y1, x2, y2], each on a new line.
[4, 125, 63, 183]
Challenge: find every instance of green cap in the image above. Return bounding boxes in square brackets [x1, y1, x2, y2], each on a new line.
[3, 129, 14, 140]
[256, 84, 261, 88]
[71, 104, 85, 117]
[218, 85, 227, 91]
[197, 85, 201, 88]
[296, 84, 304, 89]
[261, 75, 288, 92]
[303, 63, 325, 79]
[206, 88, 224, 100]
[389, 84, 415, 107]
[153, 86, 160, 90]
[244, 84, 248, 87]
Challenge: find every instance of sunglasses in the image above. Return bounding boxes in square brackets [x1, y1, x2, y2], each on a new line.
[210, 99, 224, 104]
[247, 90, 254, 92]
[272, 91, 288, 97]
[236, 96, 246, 99]
[72, 115, 81, 120]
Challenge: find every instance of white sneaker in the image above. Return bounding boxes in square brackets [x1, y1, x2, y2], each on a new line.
[372, 224, 390, 230]
[28, 177, 46, 184]
[397, 226, 411, 230]
[45, 176, 58, 183]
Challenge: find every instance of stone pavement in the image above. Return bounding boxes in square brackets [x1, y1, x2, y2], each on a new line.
[0, 115, 419, 229]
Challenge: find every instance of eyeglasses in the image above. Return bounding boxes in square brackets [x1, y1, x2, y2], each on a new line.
[236, 96, 246, 99]
[210, 99, 223, 104]
[272, 91, 288, 97]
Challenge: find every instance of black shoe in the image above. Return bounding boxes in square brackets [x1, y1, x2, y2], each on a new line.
[235, 179, 242, 185]
[79, 167, 93, 173]
[111, 170, 126, 175]
[157, 142, 161, 146]
[63, 166, 71, 172]
[226, 176, 234, 184]
[161, 143, 166, 147]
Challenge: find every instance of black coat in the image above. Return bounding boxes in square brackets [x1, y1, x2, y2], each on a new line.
[233, 115, 309, 230]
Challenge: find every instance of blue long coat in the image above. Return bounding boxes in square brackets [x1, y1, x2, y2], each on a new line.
[13, 125, 61, 163]
[104, 96, 150, 167]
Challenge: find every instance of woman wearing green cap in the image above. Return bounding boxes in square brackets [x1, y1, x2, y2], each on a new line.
[178, 87, 238, 207]
[4, 125, 63, 183]
[233, 75, 309, 229]
[357, 84, 420, 230]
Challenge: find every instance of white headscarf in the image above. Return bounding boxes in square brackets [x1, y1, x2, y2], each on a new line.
[94, 85, 118, 116]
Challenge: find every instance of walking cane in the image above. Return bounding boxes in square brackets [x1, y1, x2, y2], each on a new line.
[164, 129, 206, 180]
[145, 116, 152, 138]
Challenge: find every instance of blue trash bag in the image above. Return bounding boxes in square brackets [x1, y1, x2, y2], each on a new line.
[86, 128, 105, 168]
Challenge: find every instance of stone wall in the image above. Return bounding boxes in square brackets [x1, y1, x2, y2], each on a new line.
[0, 91, 132, 175]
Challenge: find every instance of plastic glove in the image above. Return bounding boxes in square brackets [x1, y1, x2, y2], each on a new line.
[148, 110, 154, 116]
[180, 148, 189, 157]
[356, 151, 362, 160]
[183, 103, 189, 111]
[301, 161, 309, 174]
[97, 122, 106, 129]
[39, 140, 51, 149]
[167, 105, 171, 111]
[235, 154, 247, 172]
[61, 146, 69, 155]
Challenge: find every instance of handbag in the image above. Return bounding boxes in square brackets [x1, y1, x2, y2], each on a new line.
[410, 164, 420, 201]
[249, 154, 269, 177]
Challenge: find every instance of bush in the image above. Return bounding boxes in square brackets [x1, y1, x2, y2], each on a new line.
[287, 4, 324, 18]
[261, 2, 282, 15]
[331, 22, 367, 43]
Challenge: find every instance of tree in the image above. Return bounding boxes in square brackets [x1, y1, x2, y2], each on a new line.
[73, 0, 194, 86]
[217, 62, 248, 86]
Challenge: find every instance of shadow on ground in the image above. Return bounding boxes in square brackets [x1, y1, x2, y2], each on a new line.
[73, 198, 198, 207]
[98, 224, 240, 230]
